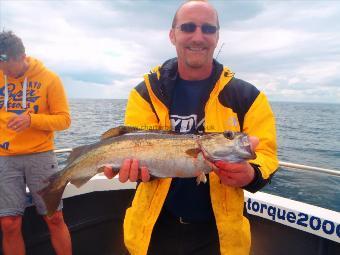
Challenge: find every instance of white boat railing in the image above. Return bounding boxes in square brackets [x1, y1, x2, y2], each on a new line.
[279, 161, 340, 177]
[54, 148, 340, 177]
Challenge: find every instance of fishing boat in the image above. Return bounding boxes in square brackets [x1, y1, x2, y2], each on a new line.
[0, 152, 339, 255]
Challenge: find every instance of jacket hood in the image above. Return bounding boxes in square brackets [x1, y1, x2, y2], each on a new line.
[21, 57, 46, 79]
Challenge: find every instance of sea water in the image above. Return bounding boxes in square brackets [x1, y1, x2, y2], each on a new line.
[55, 99, 340, 211]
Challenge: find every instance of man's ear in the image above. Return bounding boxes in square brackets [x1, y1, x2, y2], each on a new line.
[169, 29, 176, 45]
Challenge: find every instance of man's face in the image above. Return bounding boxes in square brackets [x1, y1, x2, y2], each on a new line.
[169, 2, 219, 71]
[0, 56, 25, 78]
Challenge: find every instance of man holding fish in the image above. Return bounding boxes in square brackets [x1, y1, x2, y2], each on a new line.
[0, 31, 72, 255]
[104, 0, 278, 254]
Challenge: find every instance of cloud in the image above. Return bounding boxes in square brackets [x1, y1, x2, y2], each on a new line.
[63, 76, 141, 99]
[1, 0, 340, 103]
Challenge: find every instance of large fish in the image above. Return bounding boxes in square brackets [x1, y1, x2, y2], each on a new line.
[38, 126, 256, 215]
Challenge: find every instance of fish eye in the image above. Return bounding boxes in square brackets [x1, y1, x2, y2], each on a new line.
[223, 131, 234, 140]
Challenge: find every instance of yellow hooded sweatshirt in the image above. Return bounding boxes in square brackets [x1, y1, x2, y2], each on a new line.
[0, 57, 70, 155]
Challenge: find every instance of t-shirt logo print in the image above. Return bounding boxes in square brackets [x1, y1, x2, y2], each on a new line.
[170, 114, 204, 133]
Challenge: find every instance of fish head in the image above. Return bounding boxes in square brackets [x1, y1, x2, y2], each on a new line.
[198, 131, 256, 163]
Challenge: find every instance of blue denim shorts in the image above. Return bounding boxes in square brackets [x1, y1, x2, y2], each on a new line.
[0, 151, 63, 216]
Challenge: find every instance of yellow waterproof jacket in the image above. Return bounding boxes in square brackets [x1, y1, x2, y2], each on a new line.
[124, 58, 278, 255]
[0, 57, 70, 155]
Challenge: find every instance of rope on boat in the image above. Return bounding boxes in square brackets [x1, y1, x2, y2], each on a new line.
[54, 148, 340, 177]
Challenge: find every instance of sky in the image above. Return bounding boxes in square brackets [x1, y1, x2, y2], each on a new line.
[1, 0, 340, 103]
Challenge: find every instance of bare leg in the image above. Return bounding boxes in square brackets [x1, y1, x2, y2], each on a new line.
[1, 216, 25, 255]
[43, 211, 72, 255]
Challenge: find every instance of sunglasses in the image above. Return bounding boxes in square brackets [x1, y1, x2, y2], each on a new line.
[176, 22, 219, 34]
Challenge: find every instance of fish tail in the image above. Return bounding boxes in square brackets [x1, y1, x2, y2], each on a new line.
[37, 173, 68, 217]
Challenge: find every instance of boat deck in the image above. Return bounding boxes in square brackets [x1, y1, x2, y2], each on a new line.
[0, 189, 339, 255]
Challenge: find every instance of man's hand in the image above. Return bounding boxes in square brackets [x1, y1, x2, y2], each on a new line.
[103, 159, 150, 183]
[7, 114, 31, 132]
[214, 136, 259, 187]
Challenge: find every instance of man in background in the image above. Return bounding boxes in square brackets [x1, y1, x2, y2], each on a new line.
[0, 31, 72, 255]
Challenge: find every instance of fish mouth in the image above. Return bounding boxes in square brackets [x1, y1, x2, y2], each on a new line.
[196, 134, 256, 163]
[200, 143, 256, 163]
[212, 144, 255, 162]
[241, 137, 257, 159]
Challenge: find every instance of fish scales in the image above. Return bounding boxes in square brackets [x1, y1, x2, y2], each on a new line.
[38, 127, 256, 215]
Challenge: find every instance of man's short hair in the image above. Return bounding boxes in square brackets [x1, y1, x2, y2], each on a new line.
[0, 31, 25, 61]
[171, 0, 220, 29]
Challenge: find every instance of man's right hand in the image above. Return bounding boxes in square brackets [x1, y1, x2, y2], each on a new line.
[103, 159, 150, 183]
[7, 113, 31, 132]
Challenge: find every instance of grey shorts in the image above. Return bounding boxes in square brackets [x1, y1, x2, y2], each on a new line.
[0, 151, 63, 216]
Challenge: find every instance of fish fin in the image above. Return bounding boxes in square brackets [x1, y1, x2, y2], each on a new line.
[70, 175, 94, 188]
[37, 173, 68, 217]
[196, 172, 207, 185]
[100, 126, 142, 140]
[97, 166, 106, 173]
[70, 166, 113, 188]
[100, 126, 179, 140]
[185, 148, 201, 158]
[66, 144, 92, 165]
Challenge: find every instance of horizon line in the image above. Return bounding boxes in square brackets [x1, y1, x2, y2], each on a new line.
[67, 98, 340, 105]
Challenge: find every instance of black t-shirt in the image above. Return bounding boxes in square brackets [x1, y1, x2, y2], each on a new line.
[163, 75, 215, 222]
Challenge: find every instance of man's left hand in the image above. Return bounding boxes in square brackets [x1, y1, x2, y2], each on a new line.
[214, 136, 259, 187]
[7, 113, 31, 132]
